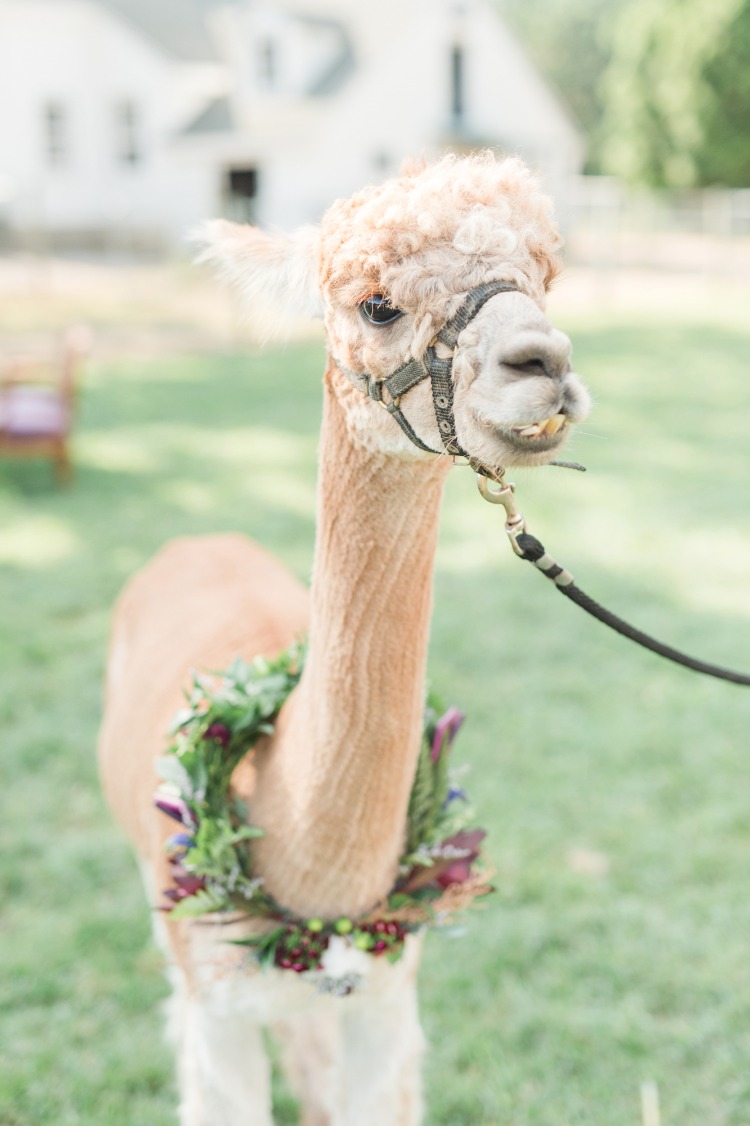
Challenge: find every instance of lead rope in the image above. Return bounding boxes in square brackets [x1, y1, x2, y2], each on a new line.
[478, 473, 750, 687]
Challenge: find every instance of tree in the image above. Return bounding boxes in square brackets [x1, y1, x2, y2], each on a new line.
[497, 0, 625, 171]
[600, 0, 750, 187]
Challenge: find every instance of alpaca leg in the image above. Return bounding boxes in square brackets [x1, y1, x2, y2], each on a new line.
[173, 987, 273, 1126]
[273, 1009, 340, 1126]
[337, 981, 425, 1126]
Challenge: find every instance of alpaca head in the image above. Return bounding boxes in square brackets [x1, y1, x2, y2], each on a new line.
[199, 152, 590, 471]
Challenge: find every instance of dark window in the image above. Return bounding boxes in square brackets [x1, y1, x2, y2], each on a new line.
[451, 45, 465, 123]
[225, 167, 259, 221]
[228, 168, 258, 198]
[373, 152, 392, 174]
[45, 102, 68, 166]
[258, 38, 277, 89]
[116, 102, 141, 166]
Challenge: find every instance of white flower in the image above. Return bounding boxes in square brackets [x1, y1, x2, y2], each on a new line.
[319, 936, 371, 980]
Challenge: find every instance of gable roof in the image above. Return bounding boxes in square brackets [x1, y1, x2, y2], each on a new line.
[97, 0, 231, 62]
[295, 13, 355, 97]
[181, 95, 236, 136]
[92, 0, 355, 96]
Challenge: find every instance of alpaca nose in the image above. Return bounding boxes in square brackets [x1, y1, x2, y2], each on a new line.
[497, 328, 572, 381]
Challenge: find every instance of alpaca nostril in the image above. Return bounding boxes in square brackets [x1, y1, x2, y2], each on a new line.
[497, 326, 573, 381]
[500, 345, 572, 381]
[510, 357, 553, 378]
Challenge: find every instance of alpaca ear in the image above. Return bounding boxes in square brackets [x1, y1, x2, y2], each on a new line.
[193, 220, 323, 324]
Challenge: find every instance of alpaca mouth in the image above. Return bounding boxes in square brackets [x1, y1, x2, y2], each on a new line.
[505, 413, 568, 451]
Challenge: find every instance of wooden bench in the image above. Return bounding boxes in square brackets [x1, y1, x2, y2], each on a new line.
[0, 327, 89, 484]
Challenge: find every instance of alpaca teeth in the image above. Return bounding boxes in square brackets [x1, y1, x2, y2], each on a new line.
[542, 413, 567, 436]
[513, 414, 567, 440]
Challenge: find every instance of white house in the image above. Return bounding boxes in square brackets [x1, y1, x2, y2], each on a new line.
[0, 0, 584, 249]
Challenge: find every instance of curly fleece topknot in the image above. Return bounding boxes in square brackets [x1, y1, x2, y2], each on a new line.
[318, 152, 562, 315]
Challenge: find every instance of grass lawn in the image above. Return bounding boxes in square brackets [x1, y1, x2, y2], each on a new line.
[2, 304, 750, 1125]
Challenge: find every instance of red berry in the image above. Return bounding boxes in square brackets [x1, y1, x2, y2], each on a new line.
[203, 722, 231, 747]
[374, 940, 387, 953]
[292, 963, 305, 973]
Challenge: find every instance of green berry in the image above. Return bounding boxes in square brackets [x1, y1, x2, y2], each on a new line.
[307, 918, 324, 933]
[335, 917, 353, 935]
[353, 931, 372, 950]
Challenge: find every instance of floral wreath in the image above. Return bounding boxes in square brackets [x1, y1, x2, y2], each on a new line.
[154, 642, 492, 993]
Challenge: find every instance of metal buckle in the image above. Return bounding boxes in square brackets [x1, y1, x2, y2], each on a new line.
[367, 377, 401, 411]
[379, 382, 401, 411]
[477, 472, 527, 555]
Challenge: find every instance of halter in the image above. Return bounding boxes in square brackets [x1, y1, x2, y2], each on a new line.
[334, 280, 519, 479]
[338, 282, 750, 689]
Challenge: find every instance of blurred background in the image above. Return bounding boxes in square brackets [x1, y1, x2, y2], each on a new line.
[2, 0, 750, 274]
[2, 2, 750, 1124]
[1, 0, 749, 357]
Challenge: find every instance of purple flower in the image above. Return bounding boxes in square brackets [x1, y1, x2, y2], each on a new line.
[173, 873, 206, 896]
[165, 832, 195, 858]
[399, 827, 486, 893]
[435, 829, 486, 888]
[431, 706, 466, 763]
[204, 722, 231, 747]
[435, 858, 473, 887]
[155, 794, 197, 829]
[162, 872, 207, 905]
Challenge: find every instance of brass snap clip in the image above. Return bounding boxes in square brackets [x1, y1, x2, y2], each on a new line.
[378, 382, 401, 413]
[477, 472, 527, 556]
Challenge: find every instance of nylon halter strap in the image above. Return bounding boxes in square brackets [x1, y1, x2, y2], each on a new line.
[333, 280, 519, 476]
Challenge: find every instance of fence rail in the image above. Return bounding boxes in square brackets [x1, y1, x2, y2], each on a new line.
[564, 176, 750, 277]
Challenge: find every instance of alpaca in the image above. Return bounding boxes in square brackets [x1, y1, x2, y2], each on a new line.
[98, 152, 591, 1125]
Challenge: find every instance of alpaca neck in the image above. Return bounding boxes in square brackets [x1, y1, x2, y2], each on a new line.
[251, 368, 449, 918]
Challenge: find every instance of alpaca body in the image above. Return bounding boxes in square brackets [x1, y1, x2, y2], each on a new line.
[99, 380, 443, 1124]
[98, 153, 591, 1123]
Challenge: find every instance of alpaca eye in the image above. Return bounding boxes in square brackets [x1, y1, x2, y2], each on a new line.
[360, 294, 403, 325]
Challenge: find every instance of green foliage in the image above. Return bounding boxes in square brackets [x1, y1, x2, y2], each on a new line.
[157, 659, 487, 961]
[156, 648, 304, 916]
[697, 7, 750, 184]
[405, 695, 442, 855]
[600, 0, 750, 186]
[405, 721, 438, 855]
[501, 0, 750, 183]
[404, 694, 475, 866]
[498, 0, 626, 170]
